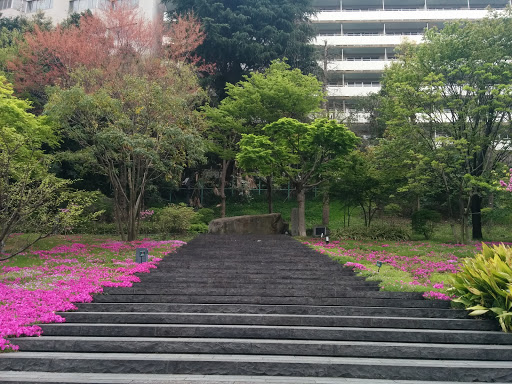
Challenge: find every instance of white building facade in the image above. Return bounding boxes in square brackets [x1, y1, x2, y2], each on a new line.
[0, 0, 162, 25]
[311, 0, 511, 125]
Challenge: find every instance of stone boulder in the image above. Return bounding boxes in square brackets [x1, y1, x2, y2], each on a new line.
[208, 213, 286, 235]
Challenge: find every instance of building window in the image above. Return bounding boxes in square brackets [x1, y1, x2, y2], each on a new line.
[69, 0, 138, 13]
[69, 0, 94, 13]
[0, 0, 13, 10]
[26, 0, 53, 12]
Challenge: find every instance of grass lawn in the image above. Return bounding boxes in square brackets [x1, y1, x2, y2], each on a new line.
[0, 234, 187, 352]
[224, 197, 512, 243]
[304, 237, 512, 300]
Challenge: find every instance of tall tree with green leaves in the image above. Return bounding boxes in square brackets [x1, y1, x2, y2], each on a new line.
[204, 60, 325, 215]
[167, 0, 318, 100]
[379, 11, 512, 241]
[0, 76, 97, 259]
[46, 65, 206, 241]
[237, 118, 358, 236]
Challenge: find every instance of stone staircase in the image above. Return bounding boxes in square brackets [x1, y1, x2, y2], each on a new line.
[2, 234, 512, 383]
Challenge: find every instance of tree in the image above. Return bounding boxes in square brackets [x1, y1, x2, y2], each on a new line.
[204, 59, 325, 214]
[46, 65, 206, 241]
[7, 5, 208, 108]
[167, 0, 318, 100]
[202, 109, 242, 217]
[333, 150, 390, 228]
[0, 76, 94, 259]
[379, 12, 512, 241]
[237, 118, 358, 236]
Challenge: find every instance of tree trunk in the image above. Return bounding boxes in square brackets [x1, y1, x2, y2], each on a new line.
[127, 212, 137, 241]
[360, 203, 368, 227]
[297, 187, 306, 237]
[220, 159, 230, 218]
[266, 175, 273, 214]
[471, 194, 483, 240]
[459, 197, 466, 244]
[322, 188, 330, 227]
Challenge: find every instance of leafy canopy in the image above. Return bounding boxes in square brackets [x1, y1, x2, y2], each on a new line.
[237, 117, 358, 187]
[167, 0, 318, 99]
[0, 76, 95, 257]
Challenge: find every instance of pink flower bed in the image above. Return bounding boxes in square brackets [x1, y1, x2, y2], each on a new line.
[306, 240, 462, 279]
[304, 239, 473, 300]
[0, 239, 185, 352]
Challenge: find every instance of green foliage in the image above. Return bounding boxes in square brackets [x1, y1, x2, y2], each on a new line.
[189, 223, 209, 234]
[332, 224, 411, 241]
[450, 243, 512, 332]
[217, 60, 325, 129]
[332, 150, 391, 227]
[157, 204, 198, 234]
[46, 65, 207, 240]
[238, 117, 358, 182]
[378, 12, 512, 241]
[0, 76, 99, 257]
[203, 60, 326, 216]
[482, 207, 512, 226]
[168, 0, 318, 100]
[194, 208, 215, 224]
[412, 209, 441, 239]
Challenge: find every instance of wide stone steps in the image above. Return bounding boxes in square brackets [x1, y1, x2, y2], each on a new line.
[102, 285, 381, 296]
[92, 294, 451, 307]
[2, 373, 511, 384]
[55, 312, 496, 331]
[74, 302, 469, 318]
[3, 234, 512, 383]
[13, 337, 512, 360]
[1, 353, 512, 382]
[37, 323, 511, 344]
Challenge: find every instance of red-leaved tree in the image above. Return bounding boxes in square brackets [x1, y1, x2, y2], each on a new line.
[9, 5, 212, 105]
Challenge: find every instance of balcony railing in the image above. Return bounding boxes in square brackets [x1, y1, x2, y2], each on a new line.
[317, 33, 423, 37]
[316, 7, 497, 12]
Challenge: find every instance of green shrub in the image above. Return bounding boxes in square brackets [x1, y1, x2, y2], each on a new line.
[411, 209, 441, 239]
[157, 204, 198, 234]
[333, 224, 410, 241]
[481, 207, 512, 226]
[189, 223, 209, 233]
[450, 243, 512, 332]
[384, 203, 401, 217]
[194, 208, 215, 225]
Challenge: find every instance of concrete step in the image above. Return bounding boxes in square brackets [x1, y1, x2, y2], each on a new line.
[74, 303, 467, 319]
[92, 294, 451, 307]
[141, 269, 356, 278]
[1, 353, 511, 381]
[12, 337, 512, 360]
[133, 275, 369, 283]
[101, 286, 381, 296]
[37, 323, 512, 344]
[56, 312, 495, 331]
[3, 372, 512, 384]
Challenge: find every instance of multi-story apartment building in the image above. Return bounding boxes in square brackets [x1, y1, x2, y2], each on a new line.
[311, 0, 510, 130]
[0, 0, 162, 25]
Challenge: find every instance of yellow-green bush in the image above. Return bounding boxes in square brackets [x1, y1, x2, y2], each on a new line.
[450, 243, 512, 332]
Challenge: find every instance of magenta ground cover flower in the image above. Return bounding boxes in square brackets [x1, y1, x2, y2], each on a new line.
[0, 238, 185, 351]
[423, 291, 454, 301]
[304, 239, 479, 300]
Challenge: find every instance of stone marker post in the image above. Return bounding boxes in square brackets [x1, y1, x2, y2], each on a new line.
[136, 248, 149, 263]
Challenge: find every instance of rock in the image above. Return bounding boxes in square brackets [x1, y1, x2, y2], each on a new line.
[208, 213, 286, 235]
